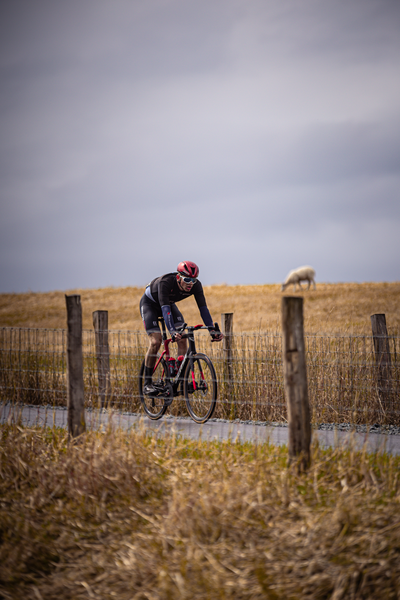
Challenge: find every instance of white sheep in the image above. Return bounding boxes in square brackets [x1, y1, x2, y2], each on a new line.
[281, 266, 316, 292]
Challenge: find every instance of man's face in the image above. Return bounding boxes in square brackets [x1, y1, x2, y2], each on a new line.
[178, 274, 196, 292]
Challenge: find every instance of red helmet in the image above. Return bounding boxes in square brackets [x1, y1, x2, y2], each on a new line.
[177, 261, 199, 278]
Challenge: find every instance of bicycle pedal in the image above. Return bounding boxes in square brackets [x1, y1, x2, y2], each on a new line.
[144, 385, 164, 398]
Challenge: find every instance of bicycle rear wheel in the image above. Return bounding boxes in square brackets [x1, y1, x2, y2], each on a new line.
[184, 353, 217, 424]
[139, 358, 169, 420]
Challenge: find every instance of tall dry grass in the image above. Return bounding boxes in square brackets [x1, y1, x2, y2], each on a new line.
[1, 423, 400, 599]
[1, 282, 400, 333]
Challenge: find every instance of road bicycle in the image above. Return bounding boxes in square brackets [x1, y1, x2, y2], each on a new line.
[139, 317, 220, 424]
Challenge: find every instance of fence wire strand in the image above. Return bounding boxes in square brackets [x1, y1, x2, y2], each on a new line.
[1, 327, 399, 425]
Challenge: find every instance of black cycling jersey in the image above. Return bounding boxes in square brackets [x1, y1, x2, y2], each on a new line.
[147, 272, 207, 308]
[143, 272, 213, 333]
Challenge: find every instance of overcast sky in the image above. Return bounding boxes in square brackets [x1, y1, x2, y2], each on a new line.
[1, 0, 399, 293]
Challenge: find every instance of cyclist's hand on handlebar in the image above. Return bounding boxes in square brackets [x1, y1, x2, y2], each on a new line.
[210, 330, 224, 342]
[172, 322, 186, 341]
[209, 322, 223, 342]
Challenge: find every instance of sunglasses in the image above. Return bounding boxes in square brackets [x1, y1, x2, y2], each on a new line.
[180, 275, 197, 284]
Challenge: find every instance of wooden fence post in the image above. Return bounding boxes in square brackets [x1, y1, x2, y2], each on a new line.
[92, 310, 111, 409]
[281, 296, 311, 470]
[221, 313, 235, 418]
[65, 295, 86, 437]
[371, 314, 392, 405]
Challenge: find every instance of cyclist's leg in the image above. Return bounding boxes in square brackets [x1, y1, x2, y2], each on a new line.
[144, 334, 162, 390]
[140, 295, 162, 385]
[145, 333, 162, 369]
[171, 304, 187, 356]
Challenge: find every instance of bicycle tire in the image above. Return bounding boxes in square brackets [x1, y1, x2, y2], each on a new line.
[184, 353, 217, 424]
[139, 358, 169, 420]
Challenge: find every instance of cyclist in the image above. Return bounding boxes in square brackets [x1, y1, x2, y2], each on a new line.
[140, 261, 223, 395]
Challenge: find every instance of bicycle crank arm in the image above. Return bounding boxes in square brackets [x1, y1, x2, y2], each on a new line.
[162, 382, 174, 407]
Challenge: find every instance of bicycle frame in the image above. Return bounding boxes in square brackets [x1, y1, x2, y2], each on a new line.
[153, 317, 206, 391]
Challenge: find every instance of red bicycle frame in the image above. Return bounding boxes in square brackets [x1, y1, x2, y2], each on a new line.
[153, 318, 206, 390]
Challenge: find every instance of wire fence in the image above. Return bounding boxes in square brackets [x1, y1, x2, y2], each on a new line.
[1, 327, 399, 425]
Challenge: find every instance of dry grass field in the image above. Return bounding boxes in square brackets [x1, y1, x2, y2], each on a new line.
[1, 282, 400, 599]
[0, 281, 399, 334]
[1, 424, 400, 600]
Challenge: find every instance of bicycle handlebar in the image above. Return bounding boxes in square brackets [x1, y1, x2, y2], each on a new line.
[171, 321, 222, 342]
[157, 317, 222, 342]
[172, 324, 206, 342]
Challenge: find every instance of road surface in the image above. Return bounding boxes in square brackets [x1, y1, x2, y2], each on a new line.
[2, 403, 400, 455]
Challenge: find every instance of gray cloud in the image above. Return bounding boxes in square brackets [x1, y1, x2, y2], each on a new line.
[1, 0, 399, 292]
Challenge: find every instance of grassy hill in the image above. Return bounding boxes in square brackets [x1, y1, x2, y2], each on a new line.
[1, 282, 399, 334]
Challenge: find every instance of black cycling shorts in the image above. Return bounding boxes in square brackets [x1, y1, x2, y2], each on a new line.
[139, 294, 184, 335]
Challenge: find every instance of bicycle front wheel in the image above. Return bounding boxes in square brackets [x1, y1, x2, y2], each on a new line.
[184, 353, 217, 424]
[139, 359, 168, 420]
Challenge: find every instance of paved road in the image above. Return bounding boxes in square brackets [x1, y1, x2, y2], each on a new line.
[2, 403, 400, 455]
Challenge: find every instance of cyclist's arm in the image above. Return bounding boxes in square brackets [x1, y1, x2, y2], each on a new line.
[197, 293, 223, 340]
[199, 305, 213, 329]
[194, 284, 215, 331]
[161, 305, 176, 334]
[158, 276, 179, 335]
